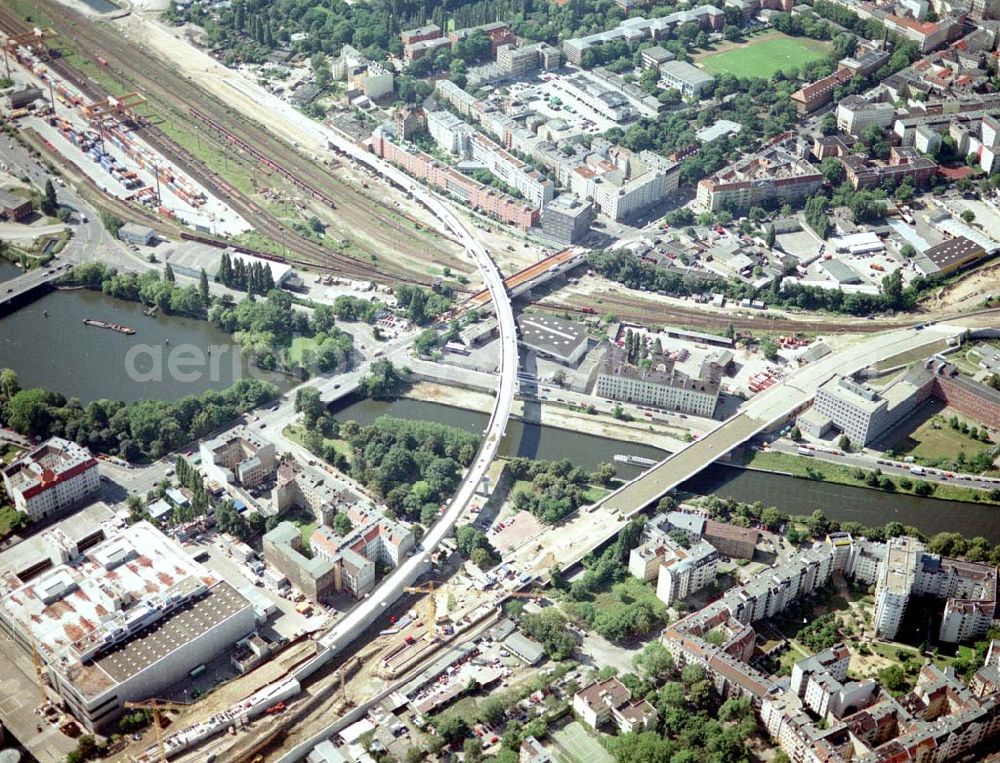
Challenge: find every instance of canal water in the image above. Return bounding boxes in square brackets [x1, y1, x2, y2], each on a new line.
[0, 287, 291, 402]
[333, 397, 1000, 541]
[331, 397, 670, 479]
[682, 465, 1000, 543]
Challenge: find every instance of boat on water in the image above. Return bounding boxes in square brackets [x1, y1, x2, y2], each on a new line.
[613, 454, 658, 467]
[83, 319, 136, 335]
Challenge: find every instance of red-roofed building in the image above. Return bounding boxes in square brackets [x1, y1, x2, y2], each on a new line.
[2, 438, 100, 521]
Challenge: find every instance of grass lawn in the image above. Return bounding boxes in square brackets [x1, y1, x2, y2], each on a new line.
[284, 424, 353, 461]
[696, 31, 831, 78]
[288, 335, 321, 365]
[887, 407, 995, 466]
[0, 506, 25, 539]
[283, 505, 319, 546]
[745, 449, 1000, 505]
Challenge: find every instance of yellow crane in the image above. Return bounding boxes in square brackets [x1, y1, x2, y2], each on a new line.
[123, 699, 190, 763]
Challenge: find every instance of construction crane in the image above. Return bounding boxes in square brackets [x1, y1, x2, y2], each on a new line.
[2, 27, 58, 60]
[81, 92, 147, 124]
[122, 699, 189, 763]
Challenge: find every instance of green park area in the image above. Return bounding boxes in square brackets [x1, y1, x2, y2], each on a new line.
[696, 31, 832, 78]
[886, 407, 998, 474]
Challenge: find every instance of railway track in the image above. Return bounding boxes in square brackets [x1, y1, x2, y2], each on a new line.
[531, 298, 1000, 334]
[0, 2, 454, 286]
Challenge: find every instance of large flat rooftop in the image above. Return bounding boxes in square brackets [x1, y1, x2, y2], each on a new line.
[69, 580, 248, 697]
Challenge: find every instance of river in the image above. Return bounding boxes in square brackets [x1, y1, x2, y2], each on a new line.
[333, 397, 1000, 541]
[331, 397, 670, 480]
[683, 465, 1000, 543]
[0, 285, 292, 402]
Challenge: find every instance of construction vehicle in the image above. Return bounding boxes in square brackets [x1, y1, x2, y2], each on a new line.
[122, 699, 190, 763]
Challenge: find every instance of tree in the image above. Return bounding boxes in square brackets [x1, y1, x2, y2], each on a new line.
[820, 157, 845, 185]
[362, 359, 403, 399]
[765, 223, 776, 249]
[552, 369, 567, 387]
[838, 434, 852, 452]
[332, 512, 353, 535]
[0, 368, 19, 401]
[42, 178, 58, 216]
[961, 209, 976, 224]
[633, 641, 674, 678]
[199, 268, 210, 305]
[789, 426, 801, 441]
[760, 338, 779, 361]
[900, 242, 916, 259]
[295, 387, 325, 428]
[463, 738, 484, 762]
[591, 462, 617, 487]
[435, 715, 469, 746]
[163, 262, 175, 283]
[820, 113, 837, 136]
[878, 664, 908, 693]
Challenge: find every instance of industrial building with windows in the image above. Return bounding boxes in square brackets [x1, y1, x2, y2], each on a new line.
[2, 437, 101, 522]
[595, 344, 720, 417]
[0, 522, 256, 731]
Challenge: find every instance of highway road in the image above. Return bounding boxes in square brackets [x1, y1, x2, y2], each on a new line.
[764, 439, 1000, 493]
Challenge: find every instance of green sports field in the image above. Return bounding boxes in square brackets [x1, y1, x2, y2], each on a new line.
[696, 32, 832, 78]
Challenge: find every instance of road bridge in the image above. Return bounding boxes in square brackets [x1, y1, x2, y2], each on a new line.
[513, 323, 963, 579]
[0, 262, 71, 306]
[458, 246, 588, 315]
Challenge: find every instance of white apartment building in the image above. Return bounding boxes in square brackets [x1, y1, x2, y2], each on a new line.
[836, 96, 896, 136]
[2, 437, 100, 521]
[359, 63, 394, 100]
[427, 110, 474, 155]
[468, 133, 555, 208]
[656, 540, 719, 607]
[425, 111, 554, 208]
[810, 373, 926, 447]
[569, 147, 679, 222]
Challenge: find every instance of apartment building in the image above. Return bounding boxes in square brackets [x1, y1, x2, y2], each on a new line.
[448, 21, 515, 58]
[573, 678, 658, 732]
[468, 133, 555, 208]
[882, 14, 956, 53]
[594, 343, 720, 417]
[840, 146, 937, 190]
[200, 427, 276, 489]
[2, 438, 100, 522]
[836, 96, 896, 136]
[497, 42, 562, 77]
[655, 540, 719, 607]
[369, 125, 539, 230]
[541, 195, 592, 244]
[0, 522, 255, 731]
[569, 145, 679, 222]
[703, 520, 759, 560]
[265, 501, 413, 600]
[696, 152, 823, 212]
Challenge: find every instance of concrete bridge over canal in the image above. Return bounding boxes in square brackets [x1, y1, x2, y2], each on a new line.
[0, 262, 72, 307]
[517, 322, 964, 578]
